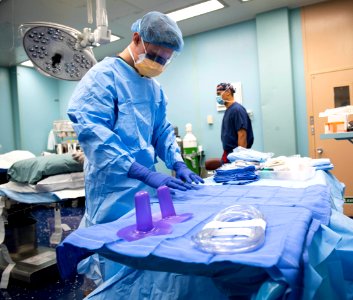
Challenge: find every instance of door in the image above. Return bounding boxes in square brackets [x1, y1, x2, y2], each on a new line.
[311, 68, 353, 197]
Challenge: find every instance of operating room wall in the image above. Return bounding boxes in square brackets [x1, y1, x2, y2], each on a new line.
[15, 67, 60, 155]
[58, 81, 77, 119]
[0, 67, 15, 153]
[289, 8, 308, 158]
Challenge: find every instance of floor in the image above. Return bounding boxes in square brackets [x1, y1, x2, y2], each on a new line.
[0, 199, 86, 300]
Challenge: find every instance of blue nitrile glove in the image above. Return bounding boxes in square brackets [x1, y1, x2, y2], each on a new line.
[128, 162, 193, 191]
[173, 161, 204, 184]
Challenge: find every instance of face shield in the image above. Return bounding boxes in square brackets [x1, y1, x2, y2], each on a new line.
[129, 37, 176, 77]
[141, 38, 175, 66]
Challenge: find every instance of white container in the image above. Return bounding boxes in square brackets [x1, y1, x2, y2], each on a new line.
[258, 167, 316, 181]
[183, 123, 197, 148]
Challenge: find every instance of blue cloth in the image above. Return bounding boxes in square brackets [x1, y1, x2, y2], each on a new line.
[311, 158, 331, 167]
[303, 210, 353, 299]
[221, 102, 254, 154]
[214, 165, 259, 183]
[68, 56, 183, 226]
[223, 178, 260, 185]
[0, 187, 62, 204]
[86, 268, 230, 300]
[131, 11, 184, 52]
[227, 147, 273, 163]
[315, 164, 334, 171]
[57, 184, 331, 298]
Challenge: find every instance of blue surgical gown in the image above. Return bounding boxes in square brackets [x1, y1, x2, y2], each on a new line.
[67, 56, 183, 226]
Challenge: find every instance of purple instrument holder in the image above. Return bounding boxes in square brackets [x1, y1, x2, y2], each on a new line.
[157, 186, 193, 224]
[117, 191, 172, 242]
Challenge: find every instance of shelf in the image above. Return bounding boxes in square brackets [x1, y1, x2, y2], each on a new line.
[320, 132, 353, 144]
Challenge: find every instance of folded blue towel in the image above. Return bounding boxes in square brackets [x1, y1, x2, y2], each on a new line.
[214, 165, 258, 184]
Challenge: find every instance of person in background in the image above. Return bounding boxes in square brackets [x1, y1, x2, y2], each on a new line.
[216, 82, 254, 163]
[67, 11, 203, 291]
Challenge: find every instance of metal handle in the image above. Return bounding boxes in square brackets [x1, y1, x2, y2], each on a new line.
[316, 148, 323, 155]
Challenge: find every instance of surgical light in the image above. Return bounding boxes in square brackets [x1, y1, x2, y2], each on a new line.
[19, 22, 96, 81]
[18, 0, 113, 81]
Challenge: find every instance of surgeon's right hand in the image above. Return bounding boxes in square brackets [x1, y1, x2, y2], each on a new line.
[127, 162, 192, 191]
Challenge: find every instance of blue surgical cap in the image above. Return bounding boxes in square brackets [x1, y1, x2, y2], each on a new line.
[131, 11, 184, 52]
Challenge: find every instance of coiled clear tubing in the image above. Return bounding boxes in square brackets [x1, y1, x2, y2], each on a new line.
[192, 204, 266, 254]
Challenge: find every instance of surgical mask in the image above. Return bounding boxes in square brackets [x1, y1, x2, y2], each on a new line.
[128, 39, 170, 77]
[216, 95, 225, 105]
[216, 89, 229, 105]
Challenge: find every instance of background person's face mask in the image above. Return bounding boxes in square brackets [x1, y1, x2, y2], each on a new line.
[216, 89, 229, 105]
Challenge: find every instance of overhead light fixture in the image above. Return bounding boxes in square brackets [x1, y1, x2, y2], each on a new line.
[96, 33, 120, 47]
[110, 34, 120, 42]
[18, 0, 113, 81]
[20, 60, 34, 68]
[19, 22, 97, 81]
[239, 0, 254, 2]
[167, 0, 224, 22]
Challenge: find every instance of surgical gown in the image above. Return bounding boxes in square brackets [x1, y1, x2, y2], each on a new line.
[68, 56, 183, 227]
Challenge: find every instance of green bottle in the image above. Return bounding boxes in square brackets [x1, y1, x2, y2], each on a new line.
[182, 123, 200, 175]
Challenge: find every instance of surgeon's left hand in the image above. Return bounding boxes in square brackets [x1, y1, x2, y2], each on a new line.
[173, 161, 204, 184]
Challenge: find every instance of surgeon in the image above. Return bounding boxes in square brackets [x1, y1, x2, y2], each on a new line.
[67, 11, 203, 291]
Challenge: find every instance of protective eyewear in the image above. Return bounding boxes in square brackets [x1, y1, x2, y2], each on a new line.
[142, 38, 175, 66]
[217, 88, 229, 96]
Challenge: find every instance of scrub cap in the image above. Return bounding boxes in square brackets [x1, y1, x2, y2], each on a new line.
[131, 11, 184, 52]
[217, 83, 236, 93]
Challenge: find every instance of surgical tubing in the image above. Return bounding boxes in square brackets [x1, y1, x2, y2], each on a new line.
[192, 204, 266, 254]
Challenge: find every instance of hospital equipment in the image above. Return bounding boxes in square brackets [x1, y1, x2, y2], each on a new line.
[157, 186, 193, 223]
[18, 0, 112, 80]
[56, 169, 353, 299]
[52, 120, 79, 154]
[0, 152, 84, 288]
[20, 23, 96, 80]
[321, 129, 353, 144]
[319, 105, 353, 133]
[182, 123, 200, 175]
[117, 190, 172, 242]
[192, 204, 266, 254]
[118, 186, 193, 242]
